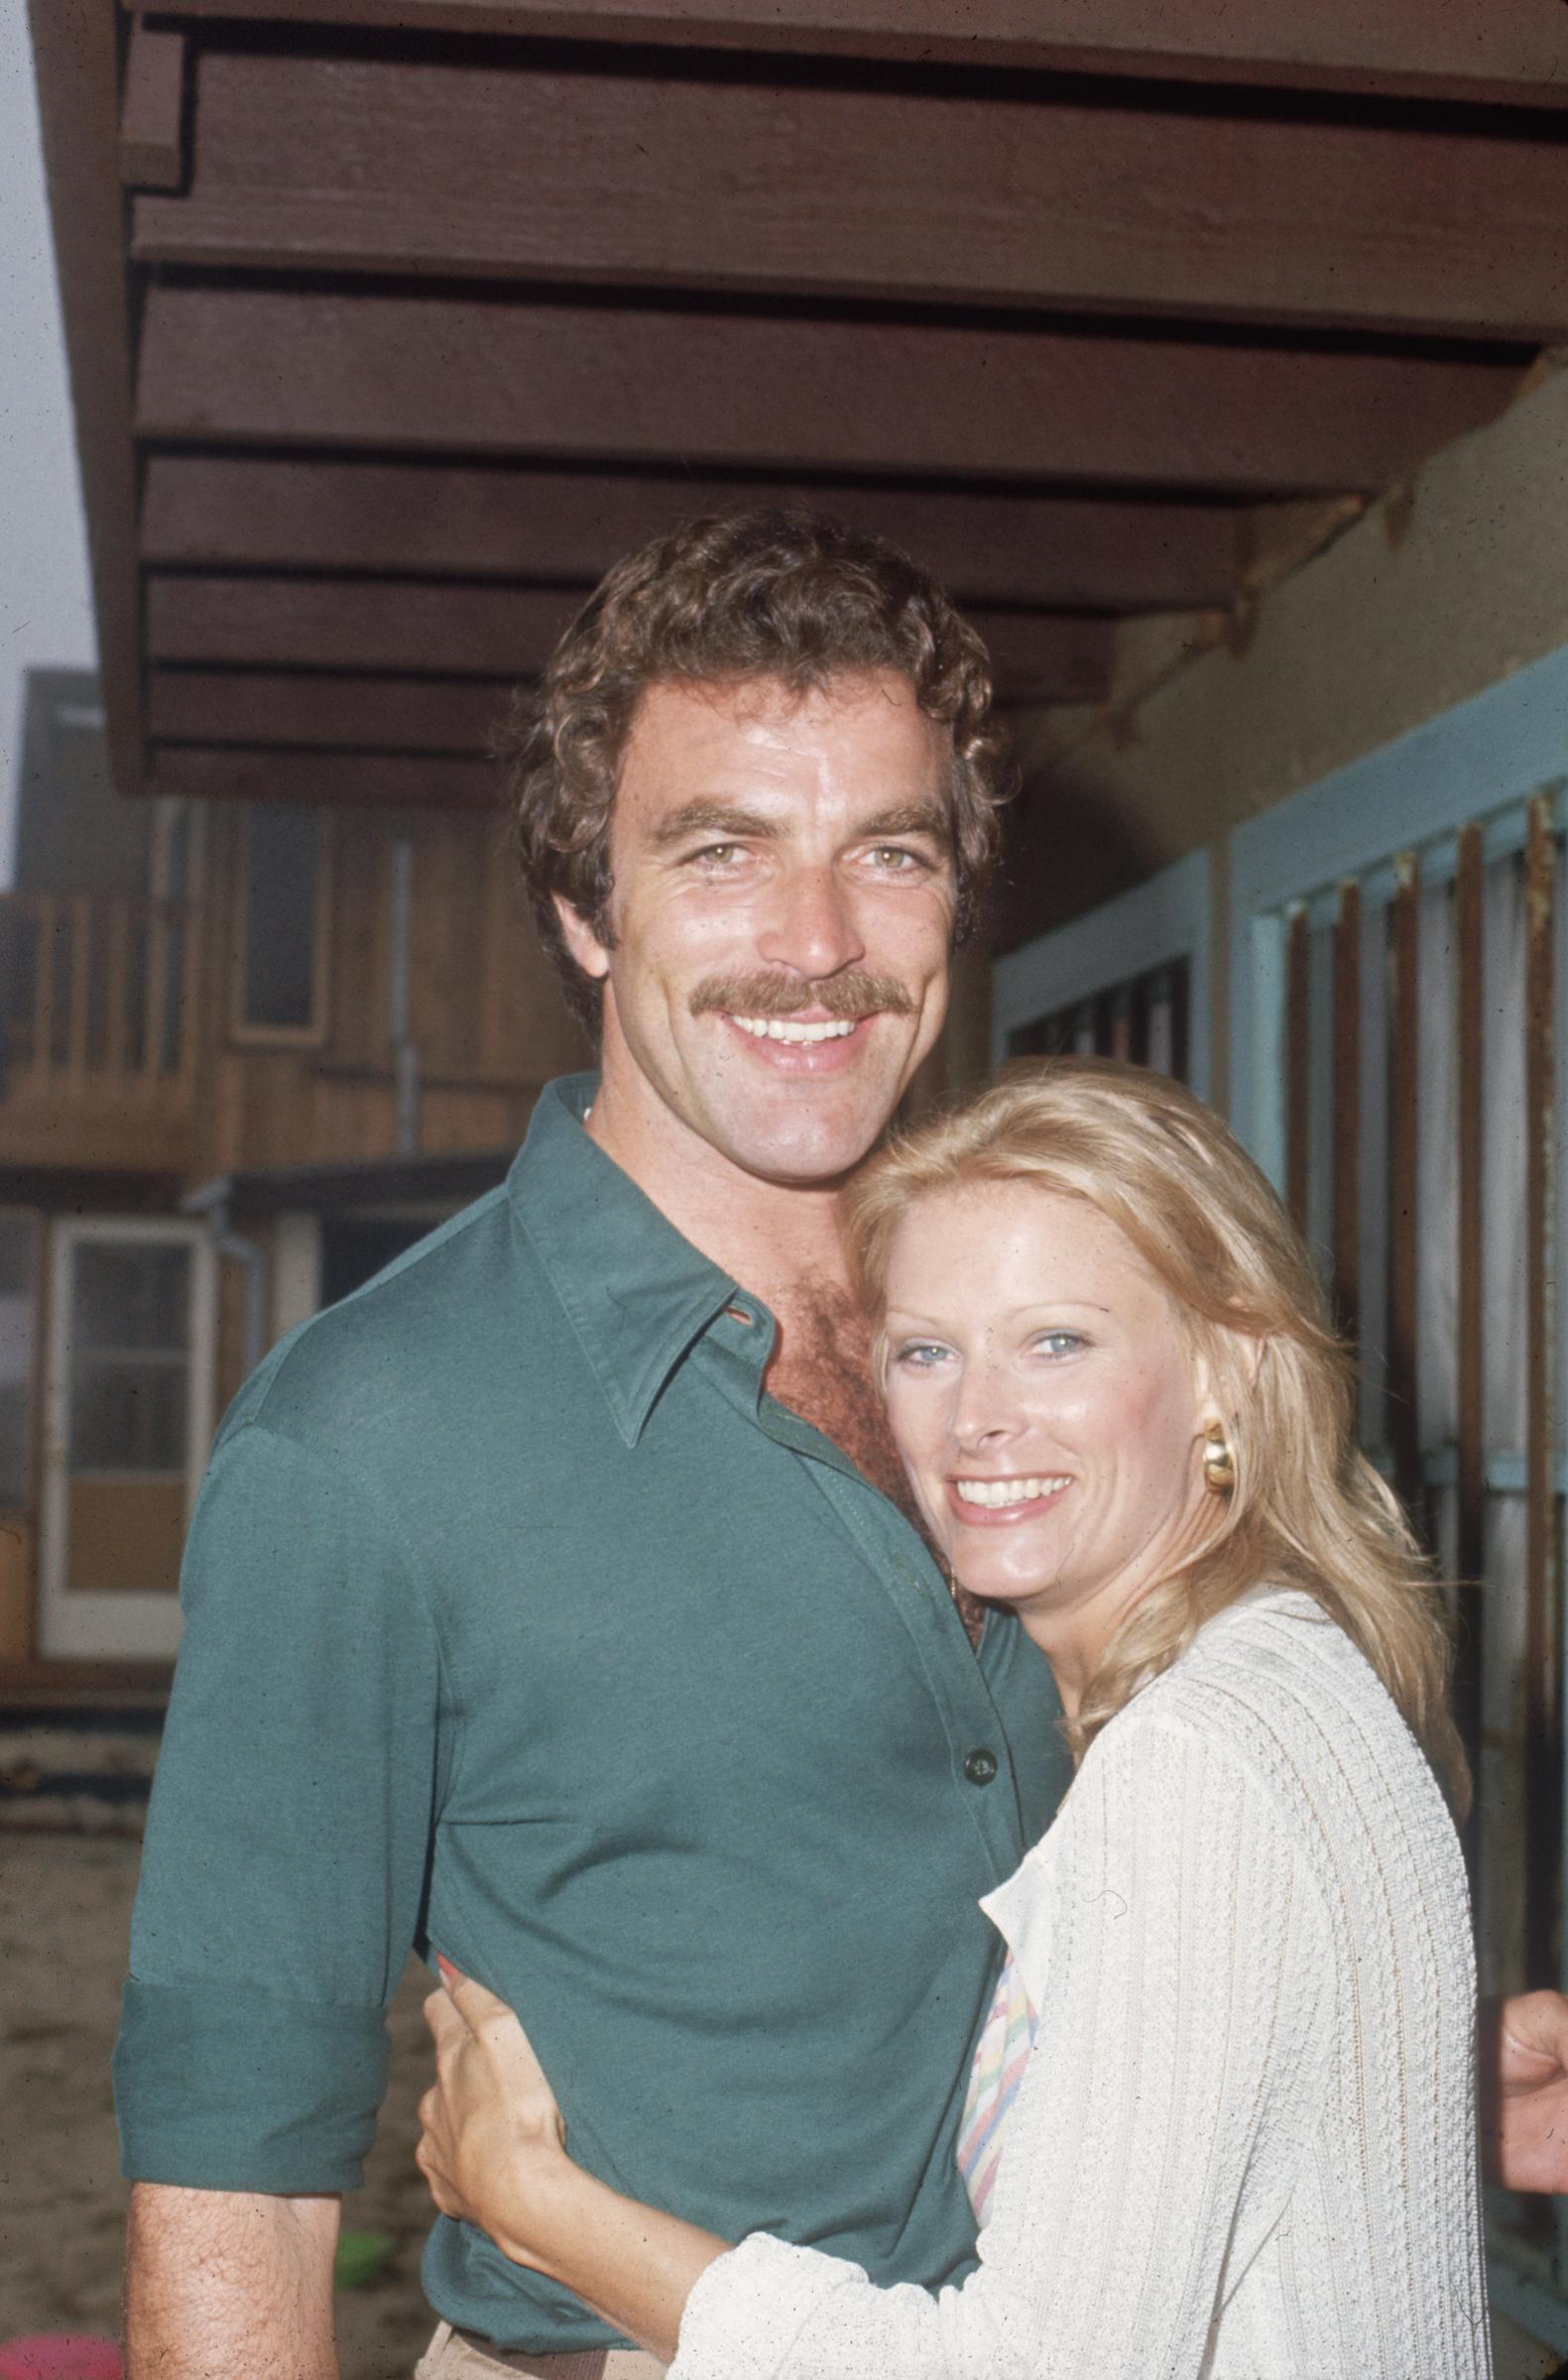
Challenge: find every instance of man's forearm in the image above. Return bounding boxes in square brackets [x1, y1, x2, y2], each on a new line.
[125, 2182, 341, 2380]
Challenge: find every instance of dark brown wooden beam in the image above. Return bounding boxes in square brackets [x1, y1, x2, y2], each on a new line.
[139, 457, 1243, 612]
[1453, 825, 1485, 1805]
[145, 575, 583, 674]
[132, 47, 1568, 341]
[1522, 791, 1561, 1987]
[119, 15, 186, 190]
[1332, 878, 1361, 1356]
[129, 1, 1568, 110]
[1387, 857, 1420, 1512]
[147, 668, 514, 752]
[143, 573, 1114, 694]
[28, 0, 147, 796]
[149, 746, 499, 808]
[134, 288, 1523, 496]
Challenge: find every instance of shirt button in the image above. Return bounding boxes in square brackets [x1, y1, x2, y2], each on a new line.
[963, 1747, 999, 1787]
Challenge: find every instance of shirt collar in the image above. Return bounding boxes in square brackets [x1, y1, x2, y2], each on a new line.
[508, 1074, 764, 1447]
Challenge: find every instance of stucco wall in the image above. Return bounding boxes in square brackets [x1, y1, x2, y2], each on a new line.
[996, 353, 1568, 959]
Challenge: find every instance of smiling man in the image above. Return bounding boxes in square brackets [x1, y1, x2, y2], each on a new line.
[113, 508, 1568, 2380]
[115, 511, 1071, 2380]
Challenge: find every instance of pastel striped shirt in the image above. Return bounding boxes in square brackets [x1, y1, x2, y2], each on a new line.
[953, 1949, 1037, 2224]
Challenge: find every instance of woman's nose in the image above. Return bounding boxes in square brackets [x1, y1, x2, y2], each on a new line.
[947, 1364, 1023, 1451]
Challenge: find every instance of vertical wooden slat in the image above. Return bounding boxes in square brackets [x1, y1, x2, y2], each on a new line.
[1523, 793, 1560, 1986]
[144, 900, 171, 1076]
[26, 899, 56, 1087]
[104, 899, 131, 1086]
[66, 895, 92, 1085]
[1387, 857, 1421, 1510]
[1333, 880, 1363, 1351]
[1453, 825, 1486, 1789]
[1285, 905, 1311, 1232]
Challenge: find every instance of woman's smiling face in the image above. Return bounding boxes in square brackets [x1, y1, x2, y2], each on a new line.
[881, 1180, 1217, 1681]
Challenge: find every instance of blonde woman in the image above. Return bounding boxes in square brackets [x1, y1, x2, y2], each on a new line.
[418, 1060, 1490, 2378]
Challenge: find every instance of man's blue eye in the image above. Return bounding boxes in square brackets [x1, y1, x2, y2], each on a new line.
[894, 1342, 948, 1368]
[1035, 1332, 1085, 1358]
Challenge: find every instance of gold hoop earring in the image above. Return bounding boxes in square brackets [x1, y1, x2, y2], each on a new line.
[1202, 1422, 1237, 1495]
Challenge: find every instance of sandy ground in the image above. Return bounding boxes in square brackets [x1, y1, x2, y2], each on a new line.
[3, 1830, 1564, 2378]
[0, 1833, 435, 2375]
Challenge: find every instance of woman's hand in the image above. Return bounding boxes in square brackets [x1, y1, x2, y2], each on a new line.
[415, 1958, 732, 2360]
[416, 1960, 582, 2277]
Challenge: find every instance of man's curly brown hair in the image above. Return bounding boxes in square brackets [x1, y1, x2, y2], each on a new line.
[496, 507, 1017, 1036]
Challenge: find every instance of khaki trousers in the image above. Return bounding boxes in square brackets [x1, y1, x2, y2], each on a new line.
[416, 2319, 666, 2379]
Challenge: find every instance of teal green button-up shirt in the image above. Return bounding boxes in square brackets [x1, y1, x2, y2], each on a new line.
[115, 1076, 1070, 2351]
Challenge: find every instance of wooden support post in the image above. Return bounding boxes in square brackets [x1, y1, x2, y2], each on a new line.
[1523, 794, 1560, 1988]
[1387, 858, 1421, 1513]
[1285, 904, 1311, 1235]
[1453, 825, 1485, 1796]
[1333, 881, 1362, 1355]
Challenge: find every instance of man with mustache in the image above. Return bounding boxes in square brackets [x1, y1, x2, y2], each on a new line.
[115, 509, 1568, 2380]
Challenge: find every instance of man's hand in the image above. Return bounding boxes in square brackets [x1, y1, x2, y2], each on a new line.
[125, 2182, 340, 2380]
[1483, 1991, 1568, 2193]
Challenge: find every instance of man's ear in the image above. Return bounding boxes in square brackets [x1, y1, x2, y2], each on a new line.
[553, 894, 611, 983]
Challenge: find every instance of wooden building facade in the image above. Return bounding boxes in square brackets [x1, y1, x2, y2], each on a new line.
[1, 666, 584, 1673]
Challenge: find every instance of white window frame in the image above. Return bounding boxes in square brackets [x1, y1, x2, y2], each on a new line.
[990, 849, 1213, 1096]
[39, 1215, 216, 1660]
[1229, 642, 1568, 1189]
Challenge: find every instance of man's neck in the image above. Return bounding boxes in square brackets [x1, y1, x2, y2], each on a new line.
[583, 1074, 859, 1311]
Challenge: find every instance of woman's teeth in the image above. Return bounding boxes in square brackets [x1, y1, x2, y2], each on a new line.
[729, 1015, 858, 1043]
[955, 1476, 1070, 1509]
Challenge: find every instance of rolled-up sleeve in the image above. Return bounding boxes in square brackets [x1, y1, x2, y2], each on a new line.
[114, 1420, 446, 2194]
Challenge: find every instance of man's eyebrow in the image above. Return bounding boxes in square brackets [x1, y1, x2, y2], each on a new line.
[858, 801, 953, 847]
[647, 801, 781, 848]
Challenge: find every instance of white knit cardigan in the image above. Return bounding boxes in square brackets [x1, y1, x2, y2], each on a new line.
[670, 1589, 1490, 2380]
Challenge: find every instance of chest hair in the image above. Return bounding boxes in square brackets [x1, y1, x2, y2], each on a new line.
[766, 1285, 987, 1647]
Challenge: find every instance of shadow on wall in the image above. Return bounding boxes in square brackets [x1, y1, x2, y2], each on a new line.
[987, 771, 1165, 958]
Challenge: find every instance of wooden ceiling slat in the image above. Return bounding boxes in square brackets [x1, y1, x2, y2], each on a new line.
[118, 18, 188, 191]
[128, 1, 1568, 109]
[148, 667, 513, 751]
[140, 458, 1244, 611]
[134, 288, 1522, 495]
[150, 745, 499, 806]
[146, 576, 584, 673]
[131, 49, 1568, 342]
[143, 577, 1116, 695]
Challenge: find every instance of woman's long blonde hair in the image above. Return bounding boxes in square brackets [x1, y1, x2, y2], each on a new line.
[844, 1057, 1468, 1811]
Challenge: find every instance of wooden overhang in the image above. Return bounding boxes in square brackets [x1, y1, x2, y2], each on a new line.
[28, 0, 1568, 819]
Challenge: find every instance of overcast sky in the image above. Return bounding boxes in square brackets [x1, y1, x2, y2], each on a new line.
[1, 0, 98, 888]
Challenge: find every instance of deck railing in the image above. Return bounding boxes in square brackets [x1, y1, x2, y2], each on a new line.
[0, 892, 199, 1138]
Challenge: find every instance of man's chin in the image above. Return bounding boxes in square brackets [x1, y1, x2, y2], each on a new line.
[714, 1112, 892, 1190]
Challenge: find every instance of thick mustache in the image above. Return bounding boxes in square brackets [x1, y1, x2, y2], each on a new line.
[691, 973, 915, 1021]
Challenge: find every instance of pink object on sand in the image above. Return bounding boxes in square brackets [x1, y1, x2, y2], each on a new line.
[0, 2341, 123, 2380]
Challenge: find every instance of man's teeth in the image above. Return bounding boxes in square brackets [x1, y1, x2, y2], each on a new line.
[955, 1476, 1070, 1509]
[729, 1015, 859, 1044]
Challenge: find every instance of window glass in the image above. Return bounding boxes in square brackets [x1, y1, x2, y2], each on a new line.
[240, 804, 322, 1032]
[0, 1216, 36, 1506]
[68, 1242, 190, 1476]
